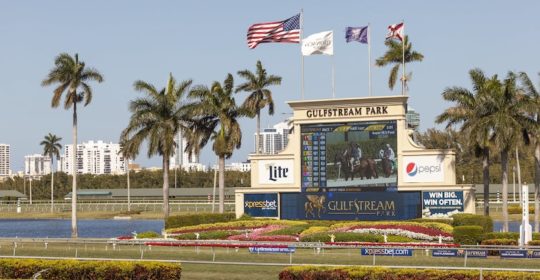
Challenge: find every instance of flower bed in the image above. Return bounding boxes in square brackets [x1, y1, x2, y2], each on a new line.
[345, 224, 453, 241]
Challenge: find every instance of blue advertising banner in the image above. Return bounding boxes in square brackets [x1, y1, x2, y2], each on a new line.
[528, 251, 540, 258]
[422, 191, 464, 215]
[280, 191, 421, 220]
[244, 193, 278, 217]
[500, 250, 528, 258]
[361, 248, 413, 257]
[248, 247, 295, 254]
[432, 249, 458, 257]
[432, 249, 487, 258]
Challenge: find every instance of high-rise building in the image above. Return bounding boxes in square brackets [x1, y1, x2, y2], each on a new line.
[255, 119, 291, 154]
[59, 140, 126, 175]
[170, 131, 204, 171]
[406, 107, 420, 132]
[0, 144, 10, 178]
[24, 154, 51, 177]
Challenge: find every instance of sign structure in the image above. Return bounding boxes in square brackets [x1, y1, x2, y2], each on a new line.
[432, 249, 487, 258]
[422, 191, 464, 214]
[403, 155, 444, 183]
[500, 250, 528, 258]
[258, 160, 294, 185]
[280, 191, 421, 221]
[361, 248, 413, 256]
[243, 193, 279, 217]
[248, 247, 295, 254]
[301, 121, 397, 190]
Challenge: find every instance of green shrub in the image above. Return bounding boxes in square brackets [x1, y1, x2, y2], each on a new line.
[481, 238, 518, 246]
[410, 218, 453, 225]
[529, 240, 540, 246]
[453, 225, 484, 245]
[265, 224, 310, 236]
[0, 259, 181, 280]
[279, 266, 540, 280]
[300, 232, 383, 243]
[482, 232, 540, 241]
[165, 213, 236, 229]
[508, 205, 535, 214]
[452, 213, 493, 232]
[386, 235, 415, 243]
[173, 230, 234, 240]
[136, 231, 160, 239]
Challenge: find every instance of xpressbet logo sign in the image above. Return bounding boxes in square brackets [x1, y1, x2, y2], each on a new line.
[403, 156, 444, 183]
[244, 200, 277, 210]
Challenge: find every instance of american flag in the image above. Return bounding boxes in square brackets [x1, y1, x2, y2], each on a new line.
[386, 22, 404, 41]
[247, 14, 300, 49]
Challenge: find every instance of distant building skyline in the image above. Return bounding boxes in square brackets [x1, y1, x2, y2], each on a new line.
[406, 107, 421, 132]
[0, 144, 10, 178]
[59, 140, 126, 175]
[24, 154, 51, 177]
[255, 119, 291, 155]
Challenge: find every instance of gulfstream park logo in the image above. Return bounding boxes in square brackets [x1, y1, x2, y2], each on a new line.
[305, 106, 389, 118]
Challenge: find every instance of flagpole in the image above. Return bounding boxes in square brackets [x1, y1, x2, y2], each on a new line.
[368, 23, 372, 96]
[300, 9, 305, 100]
[332, 54, 335, 98]
[401, 20, 405, 96]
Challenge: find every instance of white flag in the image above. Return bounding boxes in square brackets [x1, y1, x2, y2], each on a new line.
[301, 31, 333, 56]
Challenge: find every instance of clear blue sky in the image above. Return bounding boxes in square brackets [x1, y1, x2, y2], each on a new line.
[1, 1, 539, 171]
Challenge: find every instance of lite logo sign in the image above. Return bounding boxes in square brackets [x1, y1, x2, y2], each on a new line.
[403, 155, 445, 183]
[258, 160, 294, 184]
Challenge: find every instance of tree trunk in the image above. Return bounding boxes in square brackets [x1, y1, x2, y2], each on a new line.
[482, 147, 490, 216]
[127, 160, 131, 212]
[535, 142, 540, 233]
[219, 156, 225, 213]
[162, 156, 170, 219]
[71, 101, 78, 238]
[501, 149, 509, 232]
[51, 157, 54, 213]
[256, 112, 260, 154]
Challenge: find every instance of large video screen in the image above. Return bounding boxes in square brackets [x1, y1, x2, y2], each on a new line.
[301, 120, 397, 190]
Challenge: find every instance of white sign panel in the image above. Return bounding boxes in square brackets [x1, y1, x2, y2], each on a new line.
[403, 155, 444, 183]
[258, 160, 294, 185]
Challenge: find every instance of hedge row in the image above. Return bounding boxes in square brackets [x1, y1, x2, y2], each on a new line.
[508, 205, 535, 214]
[0, 259, 181, 280]
[451, 213, 493, 233]
[482, 232, 540, 241]
[165, 213, 236, 229]
[279, 266, 540, 280]
[453, 225, 484, 245]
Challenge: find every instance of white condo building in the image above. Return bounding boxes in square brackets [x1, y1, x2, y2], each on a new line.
[170, 131, 205, 171]
[59, 140, 126, 175]
[0, 144, 10, 178]
[255, 119, 291, 154]
[24, 154, 51, 177]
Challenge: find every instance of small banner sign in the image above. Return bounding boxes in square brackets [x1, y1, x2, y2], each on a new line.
[500, 250, 528, 258]
[361, 248, 413, 257]
[248, 247, 295, 254]
[432, 249, 487, 258]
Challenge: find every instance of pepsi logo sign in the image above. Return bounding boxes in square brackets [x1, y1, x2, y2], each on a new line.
[403, 156, 445, 183]
[406, 162, 417, 176]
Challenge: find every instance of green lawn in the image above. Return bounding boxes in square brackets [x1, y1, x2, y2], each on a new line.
[2, 241, 540, 279]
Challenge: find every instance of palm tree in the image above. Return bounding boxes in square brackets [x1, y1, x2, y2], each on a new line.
[436, 69, 500, 217]
[188, 74, 242, 213]
[40, 133, 62, 213]
[517, 72, 540, 232]
[118, 137, 139, 213]
[236, 60, 281, 154]
[375, 35, 424, 91]
[41, 53, 104, 238]
[120, 74, 192, 219]
[481, 72, 534, 231]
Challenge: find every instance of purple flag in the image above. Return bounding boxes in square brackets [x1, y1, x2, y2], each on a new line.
[345, 26, 368, 44]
